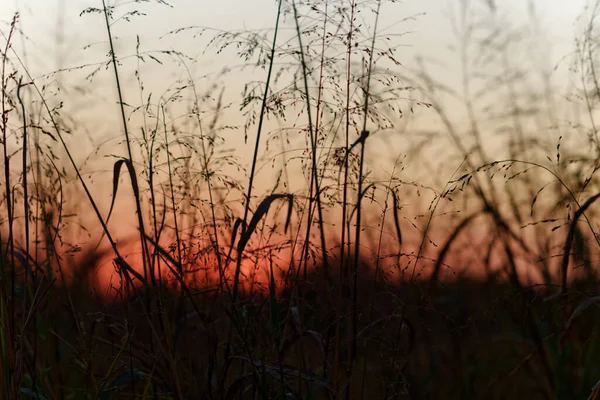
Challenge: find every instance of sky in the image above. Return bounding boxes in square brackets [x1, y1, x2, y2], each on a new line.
[0, 0, 591, 197]
[0, 0, 586, 113]
[0, 0, 596, 282]
[1, 0, 586, 89]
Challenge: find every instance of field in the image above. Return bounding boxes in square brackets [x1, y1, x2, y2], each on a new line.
[2, 0, 600, 398]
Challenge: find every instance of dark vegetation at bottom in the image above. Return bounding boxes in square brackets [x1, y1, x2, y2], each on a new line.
[11, 255, 600, 400]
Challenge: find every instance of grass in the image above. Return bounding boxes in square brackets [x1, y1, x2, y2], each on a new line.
[2, 0, 600, 398]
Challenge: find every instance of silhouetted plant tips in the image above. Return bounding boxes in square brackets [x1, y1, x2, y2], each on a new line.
[4, 0, 600, 398]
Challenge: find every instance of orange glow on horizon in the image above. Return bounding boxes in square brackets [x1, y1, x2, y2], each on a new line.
[60, 218, 579, 303]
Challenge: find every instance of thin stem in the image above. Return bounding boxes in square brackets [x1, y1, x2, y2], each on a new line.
[349, 0, 382, 391]
[291, 0, 329, 279]
[101, 0, 151, 283]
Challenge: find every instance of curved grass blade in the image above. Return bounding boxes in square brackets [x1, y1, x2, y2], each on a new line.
[237, 194, 293, 253]
[106, 158, 138, 225]
[391, 188, 403, 246]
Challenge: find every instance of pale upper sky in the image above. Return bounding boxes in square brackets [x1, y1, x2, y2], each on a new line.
[0, 0, 586, 78]
[0, 0, 593, 182]
[0, 1, 582, 85]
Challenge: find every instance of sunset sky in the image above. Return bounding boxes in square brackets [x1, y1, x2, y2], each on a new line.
[0, 0, 597, 289]
[0, 0, 591, 205]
